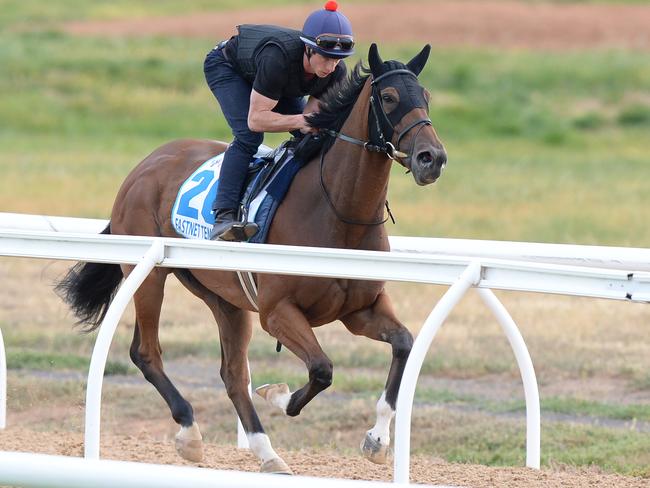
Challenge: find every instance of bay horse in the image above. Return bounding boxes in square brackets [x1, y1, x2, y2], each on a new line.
[56, 44, 447, 474]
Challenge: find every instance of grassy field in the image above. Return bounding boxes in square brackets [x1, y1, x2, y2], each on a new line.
[2, 19, 649, 242]
[1, 0, 650, 479]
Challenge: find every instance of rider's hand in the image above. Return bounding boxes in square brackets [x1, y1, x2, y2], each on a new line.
[299, 114, 317, 134]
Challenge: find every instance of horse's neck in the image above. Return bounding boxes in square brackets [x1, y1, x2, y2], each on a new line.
[322, 80, 392, 246]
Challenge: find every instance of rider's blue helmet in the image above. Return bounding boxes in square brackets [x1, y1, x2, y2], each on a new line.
[300, 1, 355, 59]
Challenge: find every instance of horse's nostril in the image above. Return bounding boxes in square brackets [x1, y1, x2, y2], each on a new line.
[417, 151, 433, 165]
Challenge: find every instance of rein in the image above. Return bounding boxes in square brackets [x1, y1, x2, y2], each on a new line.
[317, 68, 430, 226]
[318, 148, 395, 226]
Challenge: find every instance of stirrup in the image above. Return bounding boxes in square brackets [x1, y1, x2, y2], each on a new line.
[214, 221, 259, 242]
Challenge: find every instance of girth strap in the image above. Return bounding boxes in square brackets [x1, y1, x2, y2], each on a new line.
[236, 272, 258, 310]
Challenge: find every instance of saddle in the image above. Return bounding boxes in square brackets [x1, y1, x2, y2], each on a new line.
[239, 134, 322, 242]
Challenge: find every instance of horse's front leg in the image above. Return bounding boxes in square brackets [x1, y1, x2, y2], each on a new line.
[173, 269, 291, 474]
[213, 303, 292, 474]
[257, 298, 333, 417]
[341, 291, 413, 464]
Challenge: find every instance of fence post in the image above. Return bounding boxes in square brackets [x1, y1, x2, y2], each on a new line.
[393, 261, 482, 484]
[85, 239, 165, 460]
[477, 288, 540, 469]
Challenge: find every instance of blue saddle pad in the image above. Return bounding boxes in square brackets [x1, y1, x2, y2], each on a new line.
[171, 143, 305, 242]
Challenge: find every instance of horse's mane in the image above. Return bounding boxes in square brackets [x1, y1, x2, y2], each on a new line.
[308, 61, 370, 132]
[296, 62, 371, 160]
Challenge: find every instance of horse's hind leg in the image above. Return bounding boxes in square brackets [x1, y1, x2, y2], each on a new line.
[173, 269, 291, 474]
[341, 291, 414, 465]
[128, 268, 203, 462]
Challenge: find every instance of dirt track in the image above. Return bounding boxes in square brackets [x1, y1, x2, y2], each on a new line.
[64, 0, 650, 50]
[1, 428, 647, 488]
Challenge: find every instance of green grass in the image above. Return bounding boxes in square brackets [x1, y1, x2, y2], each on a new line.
[7, 349, 134, 375]
[7, 376, 86, 413]
[540, 423, 650, 477]
[416, 413, 650, 476]
[417, 386, 650, 425]
[416, 387, 478, 404]
[492, 396, 650, 423]
[2, 30, 649, 243]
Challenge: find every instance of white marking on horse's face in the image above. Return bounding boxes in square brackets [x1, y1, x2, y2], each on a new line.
[248, 432, 280, 464]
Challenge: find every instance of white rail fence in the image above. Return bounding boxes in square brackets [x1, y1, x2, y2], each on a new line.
[5, 212, 650, 274]
[1, 212, 649, 487]
[0, 451, 443, 488]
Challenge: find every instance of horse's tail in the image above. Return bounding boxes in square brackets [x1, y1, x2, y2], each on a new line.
[54, 223, 124, 332]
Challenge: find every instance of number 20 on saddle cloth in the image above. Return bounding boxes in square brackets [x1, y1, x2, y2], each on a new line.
[171, 139, 309, 243]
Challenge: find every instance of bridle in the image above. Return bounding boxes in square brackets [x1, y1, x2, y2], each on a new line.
[369, 69, 433, 161]
[320, 69, 432, 161]
[318, 68, 432, 226]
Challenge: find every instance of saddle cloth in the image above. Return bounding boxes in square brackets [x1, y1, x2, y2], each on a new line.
[171, 141, 304, 243]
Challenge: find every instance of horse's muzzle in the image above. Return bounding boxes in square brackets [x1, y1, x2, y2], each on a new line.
[412, 147, 447, 185]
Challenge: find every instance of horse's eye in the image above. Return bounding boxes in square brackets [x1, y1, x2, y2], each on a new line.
[382, 94, 395, 103]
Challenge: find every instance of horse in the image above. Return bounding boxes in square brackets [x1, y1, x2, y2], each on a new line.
[56, 43, 447, 474]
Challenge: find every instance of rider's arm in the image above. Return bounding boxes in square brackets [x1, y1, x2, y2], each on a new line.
[248, 45, 311, 133]
[247, 90, 310, 133]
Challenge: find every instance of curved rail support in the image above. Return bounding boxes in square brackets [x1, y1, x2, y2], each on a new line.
[84, 239, 165, 459]
[476, 288, 540, 469]
[393, 261, 482, 484]
[0, 328, 6, 429]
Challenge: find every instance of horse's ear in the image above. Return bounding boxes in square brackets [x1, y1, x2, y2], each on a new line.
[368, 43, 384, 77]
[406, 44, 431, 76]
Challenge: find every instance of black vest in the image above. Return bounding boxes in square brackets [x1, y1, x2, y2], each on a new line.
[231, 24, 331, 98]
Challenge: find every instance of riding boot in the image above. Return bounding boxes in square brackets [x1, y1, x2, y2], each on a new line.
[210, 208, 259, 242]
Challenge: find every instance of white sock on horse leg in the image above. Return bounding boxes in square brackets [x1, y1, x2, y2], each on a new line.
[248, 432, 281, 463]
[368, 391, 393, 445]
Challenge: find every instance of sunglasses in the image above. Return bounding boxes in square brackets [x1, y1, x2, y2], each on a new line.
[315, 35, 355, 51]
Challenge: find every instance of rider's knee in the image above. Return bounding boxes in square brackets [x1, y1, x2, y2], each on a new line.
[231, 132, 263, 152]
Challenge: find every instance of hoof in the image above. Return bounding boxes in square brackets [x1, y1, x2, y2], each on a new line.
[260, 457, 293, 475]
[256, 383, 291, 412]
[255, 383, 289, 400]
[360, 432, 389, 464]
[175, 422, 204, 462]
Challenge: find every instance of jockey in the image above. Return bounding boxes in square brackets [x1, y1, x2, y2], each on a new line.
[204, 1, 355, 241]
